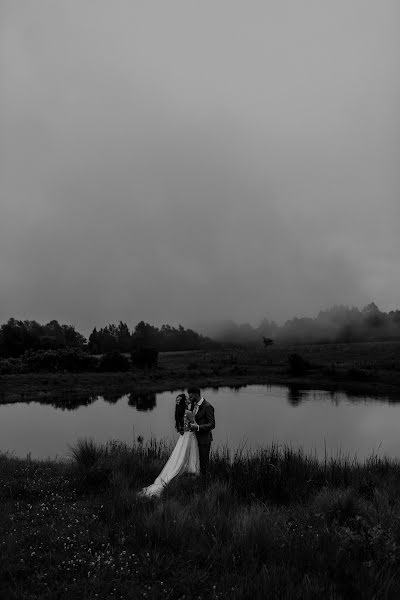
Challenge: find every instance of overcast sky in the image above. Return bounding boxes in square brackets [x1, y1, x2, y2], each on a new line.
[1, 1, 399, 334]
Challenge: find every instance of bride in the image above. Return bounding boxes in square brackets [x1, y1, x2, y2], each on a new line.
[139, 393, 200, 497]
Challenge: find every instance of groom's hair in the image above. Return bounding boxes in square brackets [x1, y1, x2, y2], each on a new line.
[187, 386, 201, 397]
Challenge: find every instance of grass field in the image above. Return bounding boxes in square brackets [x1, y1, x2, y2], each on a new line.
[2, 438, 400, 599]
[1, 343, 400, 598]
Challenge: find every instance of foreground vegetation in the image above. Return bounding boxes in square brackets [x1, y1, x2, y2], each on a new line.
[2, 438, 400, 599]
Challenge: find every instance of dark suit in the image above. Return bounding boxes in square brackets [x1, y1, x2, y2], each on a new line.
[192, 398, 215, 475]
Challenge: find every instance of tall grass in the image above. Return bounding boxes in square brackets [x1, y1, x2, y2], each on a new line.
[3, 440, 400, 598]
[67, 436, 400, 510]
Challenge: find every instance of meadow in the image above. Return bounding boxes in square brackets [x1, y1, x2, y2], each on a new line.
[1, 341, 400, 597]
[2, 438, 400, 599]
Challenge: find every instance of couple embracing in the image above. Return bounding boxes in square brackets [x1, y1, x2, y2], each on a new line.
[139, 387, 215, 497]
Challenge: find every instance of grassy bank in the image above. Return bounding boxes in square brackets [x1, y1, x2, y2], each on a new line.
[1, 342, 400, 406]
[2, 439, 400, 599]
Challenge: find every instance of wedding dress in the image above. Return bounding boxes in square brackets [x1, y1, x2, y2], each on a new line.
[139, 410, 200, 497]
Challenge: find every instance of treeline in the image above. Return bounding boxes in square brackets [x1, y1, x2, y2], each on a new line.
[210, 303, 400, 346]
[2, 303, 399, 358]
[0, 318, 86, 358]
[88, 321, 217, 354]
[0, 318, 218, 359]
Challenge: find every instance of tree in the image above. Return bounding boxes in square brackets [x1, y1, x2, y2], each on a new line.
[262, 337, 274, 349]
[362, 303, 385, 329]
[116, 321, 132, 352]
[98, 350, 130, 372]
[88, 328, 100, 354]
[61, 324, 87, 348]
[288, 353, 309, 376]
[0, 318, 38, 357]
[132, 321, 159, 348]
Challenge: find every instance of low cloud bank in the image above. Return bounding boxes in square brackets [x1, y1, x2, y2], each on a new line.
[200, 303, 400, 346]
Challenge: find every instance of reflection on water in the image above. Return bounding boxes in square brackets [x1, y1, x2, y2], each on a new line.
[128, 392, 157, 412]
[8, 384, 398, 413]
[32, 394, 98, 412]
[102, 390, 122, 405]
[287, 385, 307, 406]
[1, 384, 400, 460]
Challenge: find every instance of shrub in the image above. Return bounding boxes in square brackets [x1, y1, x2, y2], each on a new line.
[23, 348, 97, 372]
[69, 438, 112, 492]
[0, 357, 26, 374]
[288, 353, 309, 376]
[69, 438, 104, 469]
[312, 487, 371, 526]
[131, 347, 158, 368]
[97, 351, 130, 372]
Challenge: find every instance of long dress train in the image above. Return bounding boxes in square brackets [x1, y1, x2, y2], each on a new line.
[139, 414, 200, 497]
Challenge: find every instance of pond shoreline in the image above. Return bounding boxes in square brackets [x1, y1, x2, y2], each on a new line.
[0, 364, 399, 405]
[1, 343, 400, 404]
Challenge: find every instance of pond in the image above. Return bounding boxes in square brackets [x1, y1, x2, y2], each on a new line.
[1, 385, 400, 461]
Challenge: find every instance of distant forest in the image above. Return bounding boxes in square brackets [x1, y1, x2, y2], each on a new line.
[1, 303, 399, 358]
[0, 319, 217, 358]
[210, 303, 400, 346]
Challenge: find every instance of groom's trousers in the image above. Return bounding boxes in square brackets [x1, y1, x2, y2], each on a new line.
[198, 442, 211, 475]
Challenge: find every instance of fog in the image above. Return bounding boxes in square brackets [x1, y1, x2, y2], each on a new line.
[1, 1, 399, 335]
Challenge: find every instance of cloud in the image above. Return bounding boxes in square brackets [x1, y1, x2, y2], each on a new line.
[0, 1, 399, 333]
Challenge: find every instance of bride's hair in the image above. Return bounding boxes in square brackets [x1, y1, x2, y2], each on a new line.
[175, 394, 187, 432]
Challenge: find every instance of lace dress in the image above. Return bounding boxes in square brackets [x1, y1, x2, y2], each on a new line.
[139, 410, 200, 497]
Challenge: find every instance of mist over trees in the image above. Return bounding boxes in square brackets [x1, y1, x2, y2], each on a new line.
[205, 304, 400, 346]
[1, 303, 399, 359]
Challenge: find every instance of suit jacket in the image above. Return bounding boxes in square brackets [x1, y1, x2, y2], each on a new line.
[193, 398, 215, 445]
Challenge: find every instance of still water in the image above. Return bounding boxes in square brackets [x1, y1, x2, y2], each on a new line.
[1, 385, 400, 461]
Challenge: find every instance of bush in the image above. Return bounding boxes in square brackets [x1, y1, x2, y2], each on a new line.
[131, 346, 158, 368]
[312, 487, 371, 526]
[97, 350, 130, 372]
[69, 438, 112, 492]
[288, 353, 309, 376]
[69, 438, 104, 469]
[0, 357, 27, 374]
[23, 348, 97, 373]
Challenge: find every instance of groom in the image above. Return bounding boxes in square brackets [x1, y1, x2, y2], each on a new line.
[187, 386, 215, 476]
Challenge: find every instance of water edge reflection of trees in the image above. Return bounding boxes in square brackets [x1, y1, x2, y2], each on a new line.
[5, 391, 159, 411]
[128, 392, 157, 412]
[285, 386, 397, 406]
[3, 384, 399, 414]
[9, 394, 98, 411]
[287, 386, 308, 406]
